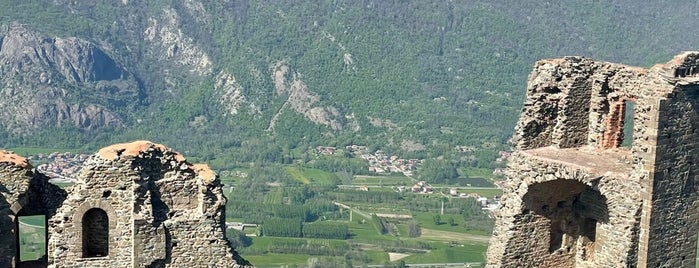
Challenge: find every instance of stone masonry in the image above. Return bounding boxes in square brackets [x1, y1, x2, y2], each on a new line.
[0, 141, 252, 267]
[486, 52, 699, 267]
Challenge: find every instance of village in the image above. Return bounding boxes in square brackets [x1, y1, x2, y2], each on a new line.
[317, 145, 422, 176]
[27, 152, 89, 183]
[317, 145, 503, 215]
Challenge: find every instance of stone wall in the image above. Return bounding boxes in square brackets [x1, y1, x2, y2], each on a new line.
[0, 142, 251, 268]
[487, 52, 698, 268]
[0, 150, 67, 268]
[640, 85, 699, 267]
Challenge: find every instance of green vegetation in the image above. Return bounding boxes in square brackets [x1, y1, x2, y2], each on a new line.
[18, 215, 46, 262]
[403, 244, 488, 264]
[0, 0, 690, 175]
[0, 1, 694, 267]
[227, 162, 495, 267]
[352, 175, 412, 186]
[285, 166, 338, 186]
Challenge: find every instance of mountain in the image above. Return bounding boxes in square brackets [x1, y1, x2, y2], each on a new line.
[0, 0, 697, 168]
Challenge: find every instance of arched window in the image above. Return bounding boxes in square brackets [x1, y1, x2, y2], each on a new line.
[82, 208, 109, 258]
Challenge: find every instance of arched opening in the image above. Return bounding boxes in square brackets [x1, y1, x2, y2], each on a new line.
[17, 215, 47, 262]
[82, 208, 109, 258]
[522, 179, 609, 262]
[15, 214, 48, 268]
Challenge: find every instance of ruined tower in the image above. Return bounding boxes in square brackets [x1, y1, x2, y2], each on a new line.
[486, 52, 699, 267]
[0, 150, 66, 267]
[1, 141, 251, 267]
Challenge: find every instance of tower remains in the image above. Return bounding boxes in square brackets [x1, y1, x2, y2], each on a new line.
[486, 52, 699, 267]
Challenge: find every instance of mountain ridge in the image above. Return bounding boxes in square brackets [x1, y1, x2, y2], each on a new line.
[0, 0, 697, 169]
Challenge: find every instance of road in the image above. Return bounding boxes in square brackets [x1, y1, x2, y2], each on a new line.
[333, 201, 371, 219]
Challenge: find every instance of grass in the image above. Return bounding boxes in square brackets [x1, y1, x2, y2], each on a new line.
[352, 174, 413, 185]
[244, 226, 258, 235]
[410, 212, 482, 234]
[18, 215, 46, 262]
[458, 167, 496, 180]
[348, 221, 397, 243]
[459, 188, 503, 198]
[240, 236, 355, 267]
[285, 166, 337, 186]
[365, 250, 389, 263]
[244, 253, 309, 267]
[402, 243, 487, 264]
[419, 228, 490, 244]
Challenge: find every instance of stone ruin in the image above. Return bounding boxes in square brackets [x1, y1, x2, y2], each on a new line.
[0, 141, 251, 267]
[486, 52, 699, 267]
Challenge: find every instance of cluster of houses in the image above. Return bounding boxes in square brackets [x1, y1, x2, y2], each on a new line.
[409, 181, 434, 193]
[315, 146, 337, 155]
[345, 145, 422, 176]
[28, 152, 89, 182]
[392, 181, 434, 193]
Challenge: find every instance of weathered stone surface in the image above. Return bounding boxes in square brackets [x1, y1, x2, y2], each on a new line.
[0, 23, 145, 136]
[0, 150, 67, 267]
[0, 141, 251, 267]
[487, 52, 699, 267]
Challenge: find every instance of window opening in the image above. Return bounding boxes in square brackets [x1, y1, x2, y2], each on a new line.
[621, 100, 635, 147]
[602, 99, 635, 148]
[17, 215, 47, 262]
[82, 208, 109, 258]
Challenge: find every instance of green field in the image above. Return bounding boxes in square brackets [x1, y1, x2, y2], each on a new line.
[458, 167, 497, 180]
[456, 188, 503, 198]
[402, 244, 487, 264]
[18, 215, 46, 262]
[352, 175, 413, 185]
[285, 166, 337, 186]
[244, 253, 310, 267]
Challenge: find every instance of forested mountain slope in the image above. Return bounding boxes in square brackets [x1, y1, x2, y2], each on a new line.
[0, 0, 697, 167]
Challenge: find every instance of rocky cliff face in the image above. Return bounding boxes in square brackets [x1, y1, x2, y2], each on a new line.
[0, 24, 141, 135]
[268, 61, 346, 131]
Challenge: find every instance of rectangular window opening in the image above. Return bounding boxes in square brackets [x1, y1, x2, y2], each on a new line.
[18, 215, 47, 263]
[621, 100, 635, 147]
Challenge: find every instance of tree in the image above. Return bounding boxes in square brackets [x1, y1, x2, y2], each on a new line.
[433, 214, 442, 225]
[448, 217, 456, 226]
[407, 219, 421, 237]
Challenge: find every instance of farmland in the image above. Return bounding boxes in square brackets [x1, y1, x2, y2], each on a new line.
[225, 164, 501, 267]
[18, 215, 47, 262]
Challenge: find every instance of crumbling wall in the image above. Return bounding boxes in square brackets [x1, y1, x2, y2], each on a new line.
[47, 141, 250, 268]
[486, 151, 641, 267]
[48, 152, 132, 267]
[487, 52, 699, 268]
[0, 151, 66, 268]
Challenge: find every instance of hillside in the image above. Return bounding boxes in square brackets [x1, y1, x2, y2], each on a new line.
[0, 0, 697, 168]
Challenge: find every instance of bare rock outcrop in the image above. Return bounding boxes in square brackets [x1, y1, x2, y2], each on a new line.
[143, 8, 212, 76]
[0, 24, 141, 135]
[268, 61, 345, 131]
